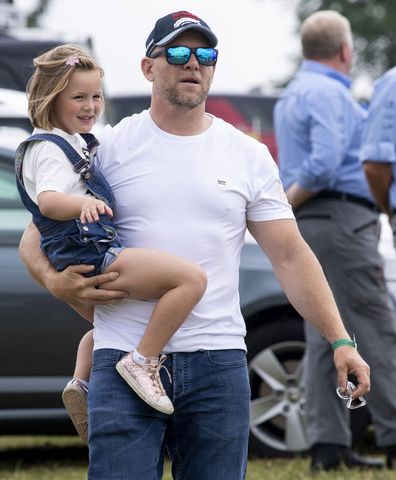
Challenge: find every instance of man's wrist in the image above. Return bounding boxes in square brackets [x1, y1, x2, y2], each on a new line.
[331, 338, 357, 351]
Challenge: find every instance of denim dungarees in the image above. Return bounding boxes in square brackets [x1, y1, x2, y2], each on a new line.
[15, 133, 122, 276]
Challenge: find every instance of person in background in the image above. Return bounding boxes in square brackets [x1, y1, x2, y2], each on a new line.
[274, 9, 396, 471]
[19, 11, 370, 479]
[360, 67, 396, 252]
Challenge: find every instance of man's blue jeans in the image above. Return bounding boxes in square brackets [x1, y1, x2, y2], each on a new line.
[88, 348, 250, 479]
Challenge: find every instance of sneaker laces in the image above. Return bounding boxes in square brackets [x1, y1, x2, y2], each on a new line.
[147, 355, 172, 397]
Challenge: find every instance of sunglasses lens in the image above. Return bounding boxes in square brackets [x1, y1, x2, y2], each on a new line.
[167, 46, 191, 65]
[166, 47, 218, 66]
[196, 48, 218, 66]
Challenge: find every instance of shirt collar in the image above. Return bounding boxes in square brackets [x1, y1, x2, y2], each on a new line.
[300, 59, 352, 89]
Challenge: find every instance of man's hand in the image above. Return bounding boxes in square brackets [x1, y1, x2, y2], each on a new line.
[286, 183, 316, 210]
[333, 347, 370, 399]
[46, 264, 128, 308]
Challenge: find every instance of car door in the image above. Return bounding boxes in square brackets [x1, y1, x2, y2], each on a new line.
[0, 147, 90, 425]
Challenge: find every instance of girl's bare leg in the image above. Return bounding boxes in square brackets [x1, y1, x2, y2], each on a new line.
[102, 248, 207, 357]
[72, 329, 94, 381]
[62, 329, 93, 443]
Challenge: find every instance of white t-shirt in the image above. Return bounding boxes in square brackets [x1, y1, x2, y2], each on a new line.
[93, 110, 294, 353]
[22, 127, 89, 203]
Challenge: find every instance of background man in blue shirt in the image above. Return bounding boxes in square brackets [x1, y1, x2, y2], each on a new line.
[360, 68, 396, 248]
[275, 10, 396, 471]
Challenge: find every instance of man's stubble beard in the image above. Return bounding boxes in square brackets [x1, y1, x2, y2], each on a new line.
[160, 81, 210, 110]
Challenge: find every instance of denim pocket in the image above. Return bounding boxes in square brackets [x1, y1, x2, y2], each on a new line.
[207, 349, 247, 367]
[91, 349, 126, 371]
[45, 235, 80, 271]
[76, 215, 118, 246]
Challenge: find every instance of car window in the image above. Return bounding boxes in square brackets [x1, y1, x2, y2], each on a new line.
[0, 62, 24, 91]
[0, 117, 32, 132]
[0, 162, 30, 242]
[0, 164, 23, 208]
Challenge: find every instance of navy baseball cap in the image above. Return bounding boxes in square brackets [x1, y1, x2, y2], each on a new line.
[146, 11, 218, 57]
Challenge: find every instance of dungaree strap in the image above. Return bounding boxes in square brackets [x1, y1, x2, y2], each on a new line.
[15, 132, 115, 210]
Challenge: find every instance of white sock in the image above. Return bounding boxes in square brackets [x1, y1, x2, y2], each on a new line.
[132, 349, 148, 365]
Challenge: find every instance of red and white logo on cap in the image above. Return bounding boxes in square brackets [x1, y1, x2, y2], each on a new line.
[174, 17, 201, 29]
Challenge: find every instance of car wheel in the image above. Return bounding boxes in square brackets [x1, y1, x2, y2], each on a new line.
[246, 315, 308, 457]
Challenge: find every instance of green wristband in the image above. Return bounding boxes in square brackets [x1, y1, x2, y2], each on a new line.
[331, 338, 357, 351]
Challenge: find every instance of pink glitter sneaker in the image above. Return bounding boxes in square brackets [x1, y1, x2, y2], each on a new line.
[116, 354, 174, 415]
[62, 379, 88, 443]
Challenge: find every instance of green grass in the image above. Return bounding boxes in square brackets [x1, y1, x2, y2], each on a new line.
[0, 437, 393, 479]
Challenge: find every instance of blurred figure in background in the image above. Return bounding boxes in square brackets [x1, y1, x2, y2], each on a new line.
[360, 67, 396, 253]
[274, 9, 396, 472]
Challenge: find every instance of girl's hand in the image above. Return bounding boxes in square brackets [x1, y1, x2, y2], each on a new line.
[80, 198, 113, 223]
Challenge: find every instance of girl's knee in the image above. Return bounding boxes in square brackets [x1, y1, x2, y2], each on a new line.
[188, 264, 207, 299]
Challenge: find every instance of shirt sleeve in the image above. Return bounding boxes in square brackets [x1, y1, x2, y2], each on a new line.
[360, 80, 396, 164]
[298, 90, 344, 191]
[247, 145, 294, 222]
[30, 142, 85, 197]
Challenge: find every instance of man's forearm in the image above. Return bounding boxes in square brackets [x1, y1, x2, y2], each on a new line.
[19, 221, 54, 288]
[274, 244, 349, 343]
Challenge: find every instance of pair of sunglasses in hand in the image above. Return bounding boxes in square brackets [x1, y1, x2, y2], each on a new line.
[336, 381, 367, 409]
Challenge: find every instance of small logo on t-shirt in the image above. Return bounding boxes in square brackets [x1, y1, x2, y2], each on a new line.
[217, 179, 227, 186]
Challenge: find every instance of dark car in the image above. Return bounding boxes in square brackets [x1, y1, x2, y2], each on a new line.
[0, 29, 93, 92]
[1, 94, 395, 457]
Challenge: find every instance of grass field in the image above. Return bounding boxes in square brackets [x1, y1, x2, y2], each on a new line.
[0, 436, 393, 479]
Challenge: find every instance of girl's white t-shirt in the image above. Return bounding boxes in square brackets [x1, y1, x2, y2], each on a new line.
[93, 110, 294, 353]
[22, 127, 89, 204]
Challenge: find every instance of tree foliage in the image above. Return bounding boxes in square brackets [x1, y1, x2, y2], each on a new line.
[26, 0, 51, 28]
[296, 0, 396, 79]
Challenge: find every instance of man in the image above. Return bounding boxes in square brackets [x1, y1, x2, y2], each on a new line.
[274, 10, 396, 471]
[360, 67, 396, 249]
[20, 11, 370, 479]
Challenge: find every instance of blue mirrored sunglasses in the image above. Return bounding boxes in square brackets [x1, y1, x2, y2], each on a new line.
[150, 46, 218, 66]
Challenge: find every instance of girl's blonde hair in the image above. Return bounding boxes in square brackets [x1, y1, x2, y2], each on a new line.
[27, 44, 104, 130]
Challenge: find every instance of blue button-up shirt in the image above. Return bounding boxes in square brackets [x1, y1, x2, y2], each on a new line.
[274, 60, 372, 201]
[360, 66, 396, 209]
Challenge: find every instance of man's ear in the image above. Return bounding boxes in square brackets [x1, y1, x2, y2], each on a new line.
[141, 57, 154, 82]
[339, 42, 347, 62]
[340, 41, 352, 63]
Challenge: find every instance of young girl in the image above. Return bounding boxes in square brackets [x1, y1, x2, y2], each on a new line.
[15, 44, 207, 443]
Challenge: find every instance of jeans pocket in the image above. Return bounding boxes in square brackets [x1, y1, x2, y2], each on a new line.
[92, 349, 126, 371]
[207, 349, 247, 367]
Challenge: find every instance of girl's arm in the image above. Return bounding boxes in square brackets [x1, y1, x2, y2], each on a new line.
[38, 191, 113, 223]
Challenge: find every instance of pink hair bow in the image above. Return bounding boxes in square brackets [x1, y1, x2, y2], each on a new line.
[65, 56, 80, 67]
